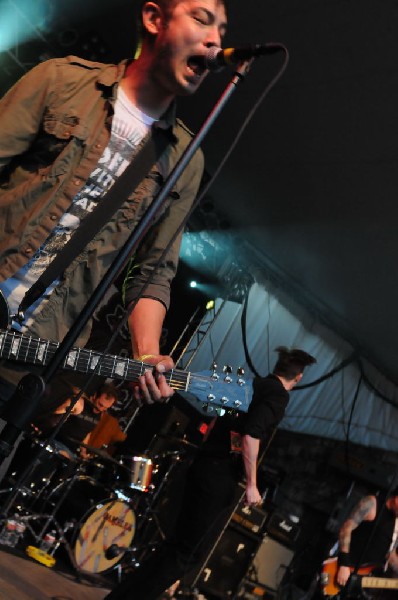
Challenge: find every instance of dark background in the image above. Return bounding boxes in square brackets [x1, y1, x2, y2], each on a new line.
[2, 0, 398, 384]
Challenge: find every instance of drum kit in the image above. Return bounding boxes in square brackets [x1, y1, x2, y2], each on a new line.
[0, 433, 191, 580]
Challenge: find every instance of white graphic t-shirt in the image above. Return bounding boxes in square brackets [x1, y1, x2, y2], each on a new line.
[0, 87, 156, 330]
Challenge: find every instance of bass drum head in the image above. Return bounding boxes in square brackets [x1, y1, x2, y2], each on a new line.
[73, 499, 136, 573]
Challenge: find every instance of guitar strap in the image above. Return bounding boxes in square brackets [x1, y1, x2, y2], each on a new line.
[17, 126, 170, 320]
[387, 517, 398, 562]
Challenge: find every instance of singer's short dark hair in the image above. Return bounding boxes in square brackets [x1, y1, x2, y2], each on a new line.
[137, 0, 228, 40]
[272, 346, 316, 381]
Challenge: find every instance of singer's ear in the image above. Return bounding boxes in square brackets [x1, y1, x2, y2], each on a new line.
[141, 2, 165, 36]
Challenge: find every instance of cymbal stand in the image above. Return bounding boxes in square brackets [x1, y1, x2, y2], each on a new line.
[121, 450, 184, 566]
[0, 459, 85, 568]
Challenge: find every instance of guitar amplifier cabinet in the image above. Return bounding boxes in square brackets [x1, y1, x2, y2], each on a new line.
[231, 499, 269, 535]
[196, 525, 262, 599]
[251, 535, 294, 591]
[265, 511, 300, 547]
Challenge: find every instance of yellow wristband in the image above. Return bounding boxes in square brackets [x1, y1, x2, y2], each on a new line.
[138, 354, 156, 362]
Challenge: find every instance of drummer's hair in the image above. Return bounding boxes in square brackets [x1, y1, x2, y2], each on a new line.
[95, 382, 121, 403]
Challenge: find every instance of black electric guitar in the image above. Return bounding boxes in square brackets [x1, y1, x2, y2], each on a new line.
[0, 291, 252, 414]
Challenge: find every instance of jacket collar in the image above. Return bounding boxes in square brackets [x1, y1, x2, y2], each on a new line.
[98, 59, 177, 142]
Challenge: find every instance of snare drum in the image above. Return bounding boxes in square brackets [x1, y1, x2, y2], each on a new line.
[117, 455, 153, 492]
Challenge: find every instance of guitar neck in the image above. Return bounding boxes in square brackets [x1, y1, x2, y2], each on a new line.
[0, 328, 251, 413]
[0, 329, 189, 391]
[362, 576, 398, 590]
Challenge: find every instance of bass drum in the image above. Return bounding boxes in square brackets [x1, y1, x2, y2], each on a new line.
[44, 475, 136, 573]
[74, 497, 136, 573]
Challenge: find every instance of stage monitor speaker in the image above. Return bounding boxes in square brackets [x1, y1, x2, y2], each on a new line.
[251, 535, 294, 591]
[196, 525, 261, 599]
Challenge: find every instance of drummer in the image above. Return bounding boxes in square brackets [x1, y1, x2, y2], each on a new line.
[84, 410, 127, 457]
[46, 382, 121, 460]
[1, 381, 121, 492]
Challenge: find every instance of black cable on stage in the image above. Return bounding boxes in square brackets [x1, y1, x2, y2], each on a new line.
[343, 372, 363, 476]
[240, 284, 261, 377]
[359, 358, 398, 409]
[293, 352, 358, 391]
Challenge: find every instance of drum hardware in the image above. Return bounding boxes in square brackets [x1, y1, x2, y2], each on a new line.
[115, 449, 186, 568]
[69, 439, 132, 490]
[69, 439, 129, 467]
[163, 436, 199, 450]
[0, 439, 144, 578]
[149, 450, 184, 507]
[38, 470, 137, 575]
[116, 455, 154, 493]
[0, 436, 74, 517]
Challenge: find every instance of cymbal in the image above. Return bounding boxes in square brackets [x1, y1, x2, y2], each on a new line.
[68, 439, 126, 467]
[157, 434, 198, 449]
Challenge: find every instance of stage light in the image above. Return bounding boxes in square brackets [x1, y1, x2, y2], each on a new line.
[206, 300, 215, 310]
[190, 281, 198, 289]
[0, 0, 52, 53]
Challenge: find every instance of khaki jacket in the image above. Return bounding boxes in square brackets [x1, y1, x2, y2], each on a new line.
[0, 56, 204, 347]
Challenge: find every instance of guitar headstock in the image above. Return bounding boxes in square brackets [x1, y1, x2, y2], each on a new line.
[187, 364, 252, 414]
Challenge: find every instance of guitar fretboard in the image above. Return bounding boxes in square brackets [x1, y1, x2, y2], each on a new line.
[0, 327, 251, 412]
[0, 329, 190, 391]
[362, 577, 398, 590]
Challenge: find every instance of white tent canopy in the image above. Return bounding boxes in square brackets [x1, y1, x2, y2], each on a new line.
[183, 282, 398, 452]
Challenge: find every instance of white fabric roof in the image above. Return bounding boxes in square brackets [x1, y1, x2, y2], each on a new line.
[183, 282, 398, 452]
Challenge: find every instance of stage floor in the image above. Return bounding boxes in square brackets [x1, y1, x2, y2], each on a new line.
[0, 546, 111, 600]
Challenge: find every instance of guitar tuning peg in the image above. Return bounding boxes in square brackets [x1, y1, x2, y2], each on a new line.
[211, 362, 217, 372]
[237, 367, 245, 376]
[223, 365, 232, 374]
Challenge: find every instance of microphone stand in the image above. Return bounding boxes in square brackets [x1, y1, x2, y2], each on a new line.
[0, 58, 254, 463]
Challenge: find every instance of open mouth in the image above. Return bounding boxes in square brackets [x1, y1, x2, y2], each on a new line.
[187, 55, 207, 78]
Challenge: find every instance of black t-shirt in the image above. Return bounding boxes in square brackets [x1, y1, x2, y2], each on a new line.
[200, 374, 289, 459]
[349, 496, 396, 566]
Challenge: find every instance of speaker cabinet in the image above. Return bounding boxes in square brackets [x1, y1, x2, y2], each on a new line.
[196, 525, 261, 599]
[251, 535, 294, 591]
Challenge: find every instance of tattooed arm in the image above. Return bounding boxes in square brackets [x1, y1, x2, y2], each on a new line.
[336, 495, 377, 586]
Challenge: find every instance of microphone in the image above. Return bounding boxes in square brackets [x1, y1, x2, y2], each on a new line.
[203, 44, 282, 71]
